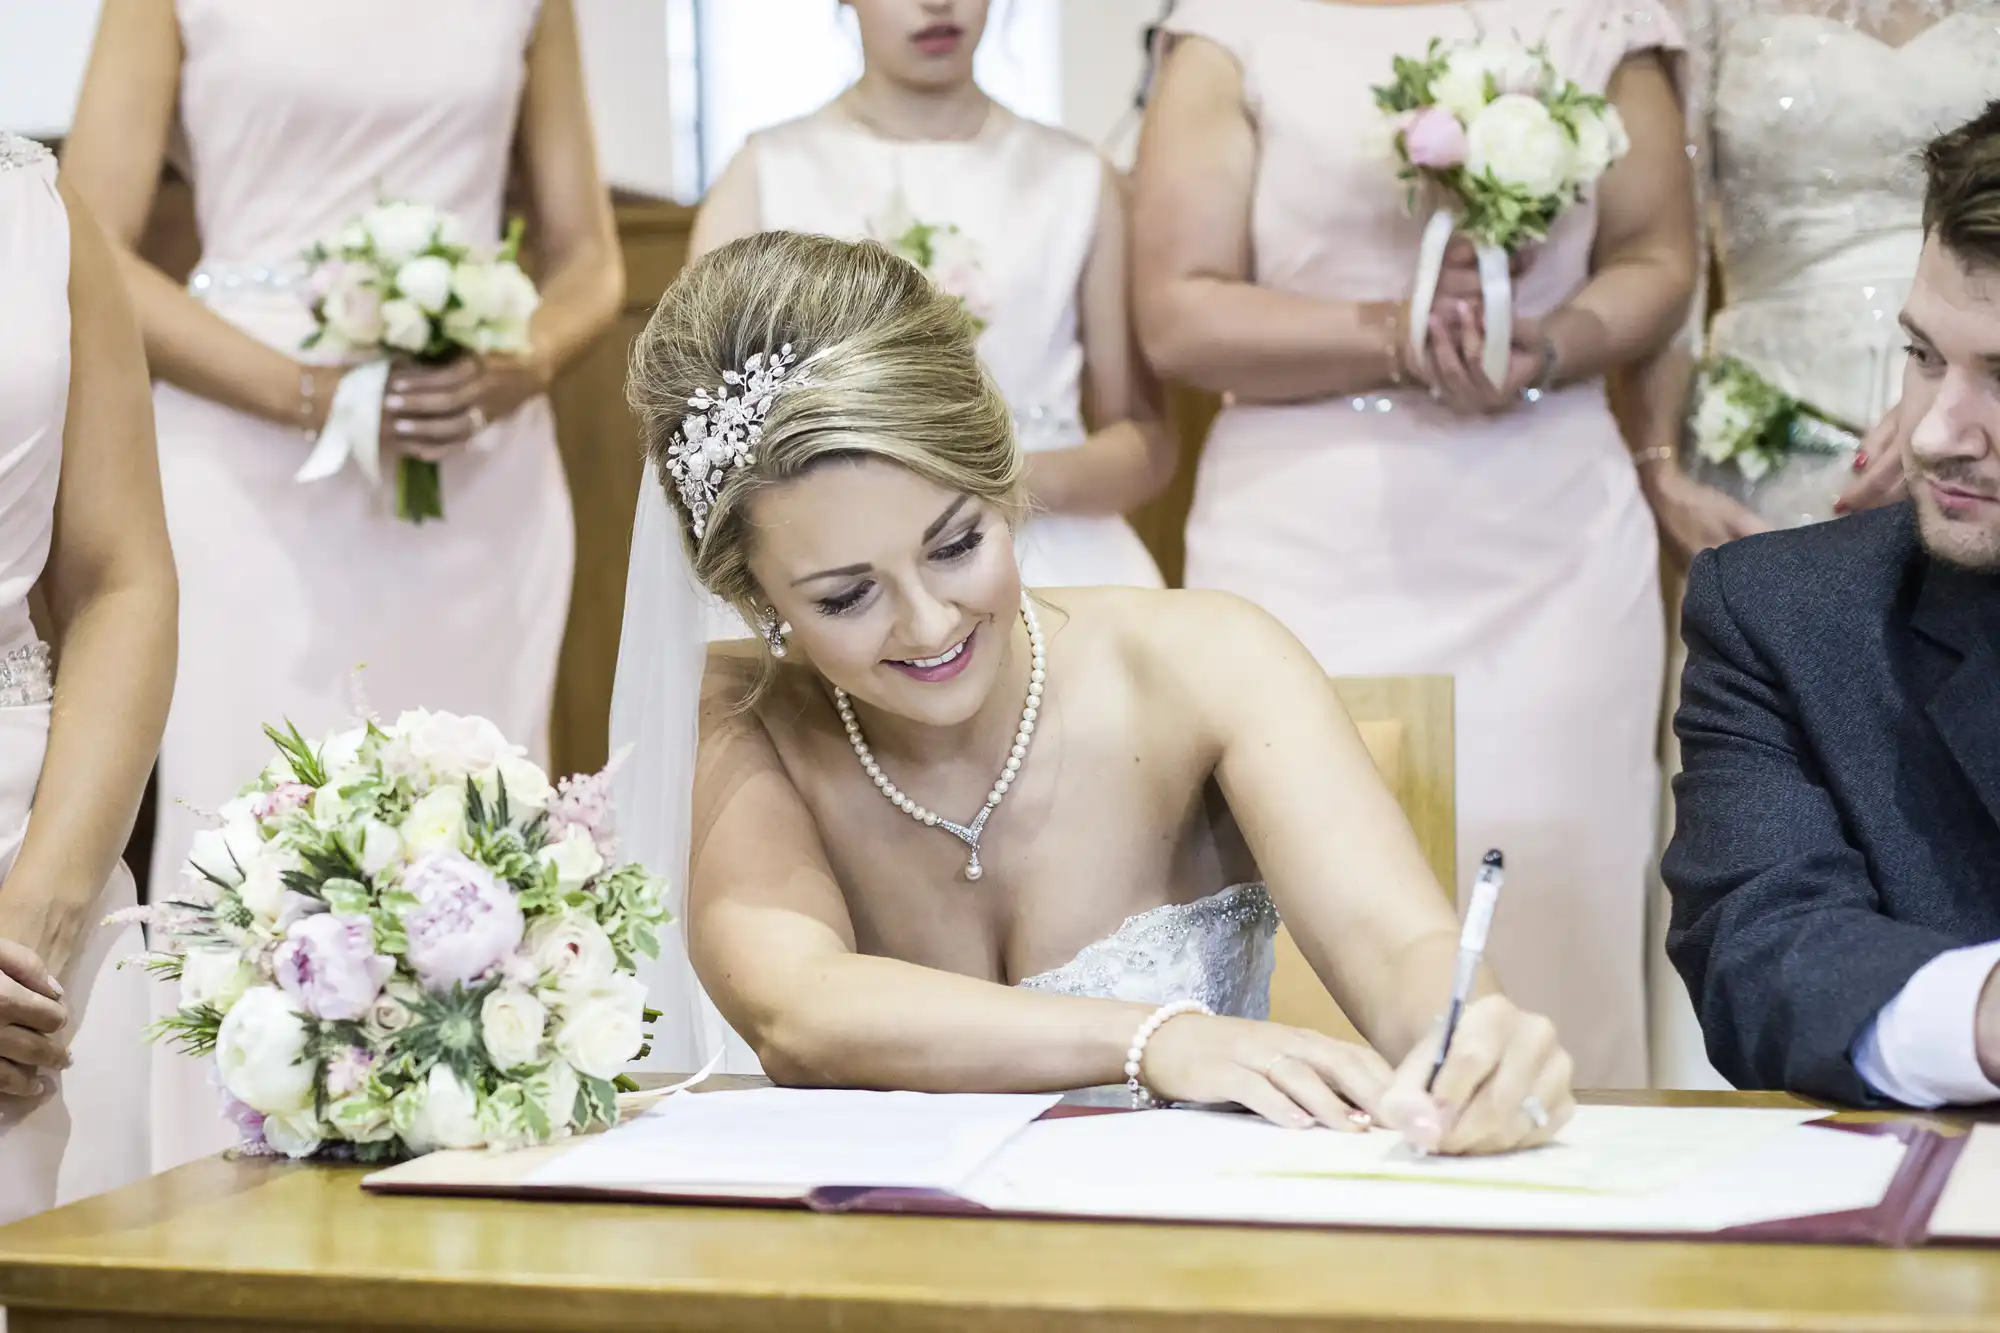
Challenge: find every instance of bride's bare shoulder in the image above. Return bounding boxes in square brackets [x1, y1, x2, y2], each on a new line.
[699, 641, 832, 748]
[1036, 586, 1313, 686]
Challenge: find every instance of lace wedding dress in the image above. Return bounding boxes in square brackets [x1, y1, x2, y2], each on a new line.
[1650, 0, 2000, 1089]
[1680, 0, 2000, 525]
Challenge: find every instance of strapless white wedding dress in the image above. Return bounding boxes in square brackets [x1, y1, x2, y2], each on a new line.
[638, 882, 1280, 1077]
[1019, 883, 1280, 1018]
[1681, 0, 2000, 525]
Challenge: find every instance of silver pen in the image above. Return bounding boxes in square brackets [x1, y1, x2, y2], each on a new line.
[1426, 849, 1505, 1094]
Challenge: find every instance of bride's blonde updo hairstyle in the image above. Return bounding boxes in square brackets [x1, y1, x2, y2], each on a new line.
[627, 231, 1023, 622]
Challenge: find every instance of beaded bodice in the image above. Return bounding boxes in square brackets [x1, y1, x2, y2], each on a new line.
[1690, 0, 2000, 303]
[1017, 883, 1281, 1019]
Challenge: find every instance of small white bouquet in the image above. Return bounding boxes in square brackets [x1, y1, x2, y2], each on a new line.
[1373, 36, 1629, 383]
[140, 710, 669, 1161]
[301, 201, 541, 523]
[1690, 356, 1859, 482]
[868, 190, 992, 334]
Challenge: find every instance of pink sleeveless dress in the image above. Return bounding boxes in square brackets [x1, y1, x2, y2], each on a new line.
[1166, 0, 1678, 1087]
[0, 134, 151, 1224]
[147, 0, 575, 1170]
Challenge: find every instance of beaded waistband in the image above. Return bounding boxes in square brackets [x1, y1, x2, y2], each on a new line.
[0, 642, 52, 708]
[188, 260, 310, 300]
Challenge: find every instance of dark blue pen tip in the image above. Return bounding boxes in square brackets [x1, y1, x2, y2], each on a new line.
[1482, 849, 1504, 870]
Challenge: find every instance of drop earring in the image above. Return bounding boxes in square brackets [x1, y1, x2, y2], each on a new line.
[758, 608, 791, 659]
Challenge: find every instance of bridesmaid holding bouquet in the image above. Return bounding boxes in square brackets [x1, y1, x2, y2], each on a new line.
[61, 0, 624, 1171]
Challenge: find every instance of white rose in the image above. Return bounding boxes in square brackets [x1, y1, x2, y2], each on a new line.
[320, 727, 369, 783]
[328, 1091, 396, 1143]
[552, 976, 646, 1080]
[486, 261, 540, 325]
[1568, 106, 1629, 186]
[1693, 387, 1758, 464]
[1466, 94, 1574, 197]
[396, 709, 513, 779]
[360, 819, 405, 877]
[363, 201, 441, 266]
[537, 826, 605, 893]
[524, 913, 617, 995]
[494, 755, 553, 813]
[338, 221, 370, 253]
[481, 986, 549, 1071]
[188, 816, 265, 886]
[215, 986, 315, 1116]
[1430, 48, 1502, 124]
[380, 298, 432, 353]
[396, 1064, 487, 1155]
[1738, 449, 1774, 482]
[322, 270, 384, 348]
[238, 844, 302, 923]
[450, 262, 499, 322]
[394, 255, 455, 315]
[400, 785, 468, 859]
[180, 948, 254, 1014]
[262, 1108, 326, 1159]
[365, 987, 415, 1039]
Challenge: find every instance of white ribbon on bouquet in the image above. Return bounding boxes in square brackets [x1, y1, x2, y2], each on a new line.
[1406, 209, 1514, 388]
[294, 360, 391, 487]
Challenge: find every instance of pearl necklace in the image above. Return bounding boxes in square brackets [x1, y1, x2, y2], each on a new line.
[834, 594, 1044, 882]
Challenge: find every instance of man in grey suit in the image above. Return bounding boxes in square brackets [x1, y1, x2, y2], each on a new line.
[1664, 101, 2000, 1108]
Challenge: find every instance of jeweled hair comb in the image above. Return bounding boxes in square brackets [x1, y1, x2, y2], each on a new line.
[664, 343, 813, 538]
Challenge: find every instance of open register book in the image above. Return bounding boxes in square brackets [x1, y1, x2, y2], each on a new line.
[362, 1089, 1970, 1247]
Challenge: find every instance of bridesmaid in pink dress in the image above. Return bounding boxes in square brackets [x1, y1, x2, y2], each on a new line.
[0, 135, 177, 1222]
[61, 0, 623, 1170]
[1132, 0, 1699, 1087]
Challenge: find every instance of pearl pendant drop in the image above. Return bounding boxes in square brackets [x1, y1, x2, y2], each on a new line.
[835, 593, 1045, 883]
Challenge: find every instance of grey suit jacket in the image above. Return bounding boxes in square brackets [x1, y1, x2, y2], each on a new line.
[1664, 503, 2000, 1104]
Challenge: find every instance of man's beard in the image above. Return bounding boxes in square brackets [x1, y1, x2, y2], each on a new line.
[1912, 461, 2000, 572]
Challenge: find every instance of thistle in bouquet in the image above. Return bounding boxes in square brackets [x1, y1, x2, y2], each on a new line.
[301, 201, 542, 524]
[139, 710, 670, 1162]
[867, 191, 992, 333]
[1372, 35, 1629, 385]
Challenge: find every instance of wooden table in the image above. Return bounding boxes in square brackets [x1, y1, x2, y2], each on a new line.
[4, 1091, 1998, 1333]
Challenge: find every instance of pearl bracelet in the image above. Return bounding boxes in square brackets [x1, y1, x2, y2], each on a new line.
[1124, 999, 1211, 1108]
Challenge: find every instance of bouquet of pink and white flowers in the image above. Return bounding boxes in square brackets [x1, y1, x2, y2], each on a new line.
[868, 190, 993, 334]
[301, 201, 541, 523]
[1373, 36, 1628, 382]
[142, 710, 668, 1162]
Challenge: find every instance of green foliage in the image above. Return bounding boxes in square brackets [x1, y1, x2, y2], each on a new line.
[149, 1004, 224, 1058]
[264, 719, 329, 788]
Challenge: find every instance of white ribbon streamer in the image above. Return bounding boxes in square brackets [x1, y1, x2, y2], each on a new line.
[294, 359, 390, 486]
[1407, 209, 1515, 389]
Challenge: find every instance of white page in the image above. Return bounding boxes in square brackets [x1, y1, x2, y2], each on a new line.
[524, 1088, 1061, 1192]
[958, 1106, 1905, 1234]
[1925, 1123, 2000, 1241]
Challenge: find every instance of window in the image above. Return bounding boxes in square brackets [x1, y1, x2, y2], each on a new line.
[673, 0, 1062, 196]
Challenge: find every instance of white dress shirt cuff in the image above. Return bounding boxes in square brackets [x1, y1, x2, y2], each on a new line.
[1853, 940, 2000, 1109]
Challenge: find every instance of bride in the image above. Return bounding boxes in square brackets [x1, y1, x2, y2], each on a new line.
[612, 231, 1572, 1154]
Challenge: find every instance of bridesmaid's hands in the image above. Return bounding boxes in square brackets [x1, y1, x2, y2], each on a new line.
[1413, 302, 1549, 415]
[1140, 1013, 1392, 1131]
[0, 938, 69, 1100]
[1641, 462, 1769, 567]
[1379, 994, 1575, 1155]
[381, 352, 548, 462]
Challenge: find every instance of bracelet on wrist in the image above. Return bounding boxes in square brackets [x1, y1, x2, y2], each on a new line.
[1531, 332, 1560, 398]
[297, 367, 321, 441]
[1125, 998, 1211, 1108]
[1631, 444, 1676, 469]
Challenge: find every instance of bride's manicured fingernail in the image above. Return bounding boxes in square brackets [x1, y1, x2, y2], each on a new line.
[1852, 450, 1869, 471]
[1348, 1110, 1374, 1127]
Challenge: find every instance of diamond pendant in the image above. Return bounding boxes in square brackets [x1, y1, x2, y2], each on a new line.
[937, 805, 991, 883]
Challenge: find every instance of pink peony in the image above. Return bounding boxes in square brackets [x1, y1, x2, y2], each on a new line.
[324, 1046, 378, 1099]
[400, 851, 524, 993]
[220, 1094, 271, 1156]
[274, 913, 394, 1021]
[1404, 107, 1470, 169]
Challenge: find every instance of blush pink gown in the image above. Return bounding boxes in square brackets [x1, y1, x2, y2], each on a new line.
[1166, 0, 1678, 1088]
[147, 0, 574, 1170]
[0, 134, 151, 1225]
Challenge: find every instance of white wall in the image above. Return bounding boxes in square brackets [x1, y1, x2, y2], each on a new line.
[0, 0, 103, 139]
[575, 0, 680, 197]
[1060, 0, 1159, 168]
